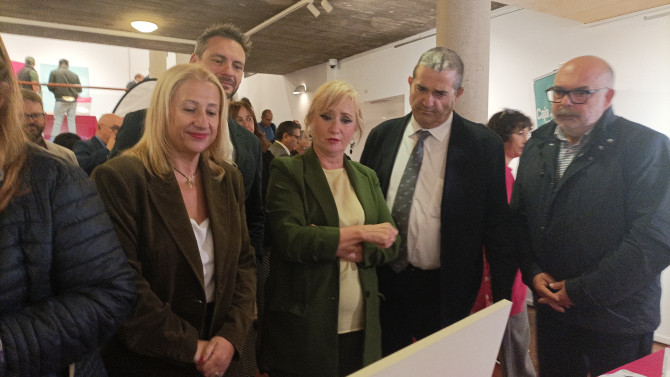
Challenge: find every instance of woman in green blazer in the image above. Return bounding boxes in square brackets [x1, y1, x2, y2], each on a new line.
[92, 64, 256, 377]
[260, 81, 400, 377]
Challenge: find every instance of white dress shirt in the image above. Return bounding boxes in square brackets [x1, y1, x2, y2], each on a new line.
[386, 113, 453, 270]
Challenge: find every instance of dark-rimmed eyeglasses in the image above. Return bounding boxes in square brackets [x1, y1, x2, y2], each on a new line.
[545, 87, 608, 104]
[24, 112, 45, 120]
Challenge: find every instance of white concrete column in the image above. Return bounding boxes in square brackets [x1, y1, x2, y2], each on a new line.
[436, 0, 490, 123]
[149, 50, 167, 80]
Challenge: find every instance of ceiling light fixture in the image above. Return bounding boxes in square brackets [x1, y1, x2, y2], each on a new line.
[306, 1, 320, 17]
[131, 21, 158, 33]
[293, 84, 307, 94]
[321, 0, 333, 13]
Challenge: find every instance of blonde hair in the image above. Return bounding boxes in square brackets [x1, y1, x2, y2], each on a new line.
[126, 64, 230, 180]
[304, 80, 363, 139]
[0, 36, 27, 211]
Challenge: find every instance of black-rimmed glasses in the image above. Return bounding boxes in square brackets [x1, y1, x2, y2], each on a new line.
[24, 112, 45, 120]
[546, 87, 608, 104]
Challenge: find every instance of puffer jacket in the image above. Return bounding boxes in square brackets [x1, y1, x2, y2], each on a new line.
[512, 107, 670, 334]
[0, 144, 136, 377]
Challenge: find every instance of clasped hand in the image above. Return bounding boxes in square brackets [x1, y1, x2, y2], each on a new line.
[532, 272, 574, 313]
[336, 222, 398, 263]
[194, 336, 234, 377]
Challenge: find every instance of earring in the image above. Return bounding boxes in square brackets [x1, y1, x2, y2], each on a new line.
[349, 140, 356, 154]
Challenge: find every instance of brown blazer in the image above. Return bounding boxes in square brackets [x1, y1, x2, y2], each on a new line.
[92, 155, 256, 376]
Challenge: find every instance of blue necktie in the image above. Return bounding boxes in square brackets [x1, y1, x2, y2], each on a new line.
[390, 130, 430, 273]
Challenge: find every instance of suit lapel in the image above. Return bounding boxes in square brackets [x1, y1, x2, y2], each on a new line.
[147, 171, 205, 285]
[303, 150, 340, 227]
[201, 162, 234, 301]
[442, 113, 469, 215]
[379, 114, 412, 195]
[345, 160, 375, 225]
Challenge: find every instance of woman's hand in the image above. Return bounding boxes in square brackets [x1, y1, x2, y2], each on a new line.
[336, 243, 364, 263]
[195, 336, 235, 377]
[360, 222, 398, 249]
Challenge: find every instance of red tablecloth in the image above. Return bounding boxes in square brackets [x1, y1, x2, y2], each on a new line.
[605, 348, 668, 376]
[44, 114, 97, 140]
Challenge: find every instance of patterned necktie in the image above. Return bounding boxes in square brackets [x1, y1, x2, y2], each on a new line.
[390, 130, 431, 273]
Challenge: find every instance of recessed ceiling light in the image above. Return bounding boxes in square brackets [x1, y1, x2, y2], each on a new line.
[131, 21, 158, 33]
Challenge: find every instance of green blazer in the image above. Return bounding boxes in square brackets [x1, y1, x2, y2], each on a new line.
[92, 155, 256, 376]
[260, 148, 399, 376]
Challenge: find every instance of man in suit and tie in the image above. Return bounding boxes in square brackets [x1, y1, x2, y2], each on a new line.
[73, 113, 122, 174]
[109, 23, 265, 260]
[268, 121, 301, 158]
[360, 46, 516, 355]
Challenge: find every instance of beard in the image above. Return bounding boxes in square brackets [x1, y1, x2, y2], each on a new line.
[23, 123, 45, 143]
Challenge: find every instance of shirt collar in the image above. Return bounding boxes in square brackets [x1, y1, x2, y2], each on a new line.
[409, 111, 453, 142]
[275, 140, 291, 155]
[554, 125, 592, 146]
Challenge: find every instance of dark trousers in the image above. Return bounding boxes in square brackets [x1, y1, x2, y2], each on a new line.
[378, 264, 441, 356]
[268, 331, 363, 377]
[536, 307, 653, 377]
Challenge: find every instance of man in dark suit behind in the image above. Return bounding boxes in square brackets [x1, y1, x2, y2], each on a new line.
[73, 113, 122, 175]
[109, 24, 265, 259]
[360, 47, 516, 355]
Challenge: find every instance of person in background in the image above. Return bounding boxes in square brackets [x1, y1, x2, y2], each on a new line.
[360, 47, 515, 356]
[53, 132, 82, 151]
[268, 120, 301, 158]
[229, 100, 256, 133]
[291, 130, 312, 156]
[73, 113, 123, 175]
[126, 73, 145, 90]
[259, 109, 276, 142]
[16, 56, 41, 95]
[48, 58, 82, 137]
[260, 80, 399, 377]
[239, 97, 272, 152]
[93, 64, 256, 377]
[20, 88, 78, 165]
[512, 55, 670, 376]
[487, 108, 535, 377]
[0, 35, 135, 377]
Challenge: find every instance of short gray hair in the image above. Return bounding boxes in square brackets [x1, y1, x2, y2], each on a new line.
[412, 47, 464, 90]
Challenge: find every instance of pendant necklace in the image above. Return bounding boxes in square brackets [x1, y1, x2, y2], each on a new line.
[173, 167, 197, 188]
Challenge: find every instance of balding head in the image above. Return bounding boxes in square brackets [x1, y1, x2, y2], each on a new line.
[551, 55, 615, 143]
[96, 113, 123, 144]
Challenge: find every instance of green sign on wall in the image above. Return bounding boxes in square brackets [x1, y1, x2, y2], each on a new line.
[533, 71, 557, 127]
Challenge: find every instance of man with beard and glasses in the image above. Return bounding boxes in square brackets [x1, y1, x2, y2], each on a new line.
[511, 55, 670, 377]
[20, 88, 78, 165]
[111, 24, 265, 264]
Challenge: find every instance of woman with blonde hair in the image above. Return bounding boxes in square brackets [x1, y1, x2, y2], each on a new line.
[93, 64, 256, 377]
[0, 36, 135, 376]
[260, 80, 399, 377]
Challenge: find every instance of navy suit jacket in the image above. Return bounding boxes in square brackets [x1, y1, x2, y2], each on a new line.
[360, 112, 516, 326]
[74, 136, 109, 175]
[108, 109, 265, 258]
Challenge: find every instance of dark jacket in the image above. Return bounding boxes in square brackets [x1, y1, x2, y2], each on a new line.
[109, 109, 266, 259]
[0, 145, 136, 377]
[360, 112, 516, 326]
[73, 136, 109, 175]
[260, 149, 399, 376]
[511, 107, 670, 333]
[92, 155, 256, 377]
[47, 66, 81, 101]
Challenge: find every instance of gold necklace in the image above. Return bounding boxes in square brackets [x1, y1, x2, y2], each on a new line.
[173, 167, 197, 188]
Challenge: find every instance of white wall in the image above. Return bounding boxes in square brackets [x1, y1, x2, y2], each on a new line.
[2, 33, 149, 118]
